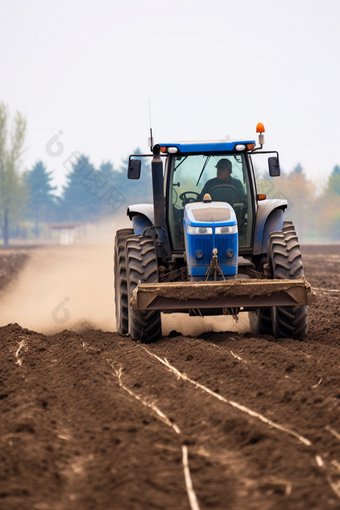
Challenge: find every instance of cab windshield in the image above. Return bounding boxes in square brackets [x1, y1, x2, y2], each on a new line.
[168, 153, 253, 251]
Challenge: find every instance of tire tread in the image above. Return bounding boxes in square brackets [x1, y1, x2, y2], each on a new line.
[269, 226, 307, 340]
[126, 235, 162, 343]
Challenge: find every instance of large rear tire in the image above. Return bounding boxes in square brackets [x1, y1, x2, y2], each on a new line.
[268, 224, 308, 340]
[126, 235, 162, 343]
[114, 228, 133, 335]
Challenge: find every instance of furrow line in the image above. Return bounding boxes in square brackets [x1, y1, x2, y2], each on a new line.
[107, 359, 200, 510]
[182, 446, 200, 510]
[142, 348, 340, 500]
[110, 362, 180, 434]
[143, 347, 311, 446]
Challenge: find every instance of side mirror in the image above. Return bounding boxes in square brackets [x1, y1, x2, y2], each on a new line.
[128, 159, 141, 179]
[268, 156, 280, 177]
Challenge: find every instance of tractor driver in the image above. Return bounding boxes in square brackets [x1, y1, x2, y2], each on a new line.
[198, 158, 246, 201]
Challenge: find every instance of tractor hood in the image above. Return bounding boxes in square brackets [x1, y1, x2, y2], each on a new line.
[183, 201, 238, 279]
[184, 201, 237, 228]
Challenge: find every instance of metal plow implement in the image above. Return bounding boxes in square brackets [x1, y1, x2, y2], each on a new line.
[131, 277, 314, 313]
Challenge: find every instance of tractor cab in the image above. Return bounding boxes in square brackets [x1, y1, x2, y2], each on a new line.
[162, 142, 257, 253]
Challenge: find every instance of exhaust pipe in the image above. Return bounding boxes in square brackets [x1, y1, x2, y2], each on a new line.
[151, 144, 171, 260]
[151, 144, 165, 231]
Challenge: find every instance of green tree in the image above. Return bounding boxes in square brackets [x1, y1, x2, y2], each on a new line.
[0, 103, 27, 245]
[292, 162, 303, 174]
[117, 148, 153, 204]
[316, 165, 340, 241]
[288, 165, 317, 240]
[324, 165, 340, 196]
[60, 155, 101, 222]
[98, 161, 117, 182]
[24, 161, 57, 237]
[266, 164, 316, 240]
[60, 150, 153, 224]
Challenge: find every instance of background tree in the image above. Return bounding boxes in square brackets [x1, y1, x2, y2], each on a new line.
[117, 148, 153, 205]
[285, 164, 317, 240]
[316, 165, 340, 241]
[262, 163, 317, 241]
[90, 150, 153, 221]
[324, 165, 340, 196]
[60, 155, 101, 222]
[98, 161, 117, 182]
[24, 161, 57, 236]
[0, 103, 27, 245]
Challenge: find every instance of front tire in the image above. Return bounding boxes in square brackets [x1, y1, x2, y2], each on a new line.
[126, 235, 162, 343]
[268, 225, 308, 340]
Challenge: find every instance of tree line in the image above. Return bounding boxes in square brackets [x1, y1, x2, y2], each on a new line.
[1, 102, 340, 244]
[256, 163, 340, 242]
[24, 155, 152, 235]
[0, 103, 153, 244]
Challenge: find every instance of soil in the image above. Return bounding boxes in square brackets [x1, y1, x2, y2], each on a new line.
[0, 250, 30, 294]
[1, 244, 340, 509]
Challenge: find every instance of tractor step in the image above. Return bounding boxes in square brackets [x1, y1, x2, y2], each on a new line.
[130, 277, 315, 311]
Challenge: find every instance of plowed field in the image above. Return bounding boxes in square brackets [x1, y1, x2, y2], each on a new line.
[0, 244, 340, 510]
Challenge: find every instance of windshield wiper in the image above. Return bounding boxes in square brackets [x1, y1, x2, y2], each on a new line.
[196, 155, 211, 186]
[174, 156, 188, 171]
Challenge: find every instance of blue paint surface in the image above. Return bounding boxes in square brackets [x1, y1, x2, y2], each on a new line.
[159, 141, 255, 153]
[132, 214, 152, 235]
[183, 202, 238, 276]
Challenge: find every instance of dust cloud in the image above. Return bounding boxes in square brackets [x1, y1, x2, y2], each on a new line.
[0, 244, 116, 334]
[162, 312, 250, 337]
[0, 217, 250, 336]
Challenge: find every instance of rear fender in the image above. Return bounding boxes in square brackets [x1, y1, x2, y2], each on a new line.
[127, 205, 154, 235]
[253, 199, 287, 255]
[132, 214, 153, 235]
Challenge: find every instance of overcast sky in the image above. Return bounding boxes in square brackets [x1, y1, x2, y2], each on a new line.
[1, 0, 339, 193]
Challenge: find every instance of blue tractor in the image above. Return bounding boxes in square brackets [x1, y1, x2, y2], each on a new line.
[114, 124, 313, 342]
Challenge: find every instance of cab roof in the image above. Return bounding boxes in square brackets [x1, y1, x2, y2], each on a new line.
[158, 140, 256, 153]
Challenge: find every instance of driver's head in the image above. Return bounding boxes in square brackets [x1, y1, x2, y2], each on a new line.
[216, 159, 232, 181]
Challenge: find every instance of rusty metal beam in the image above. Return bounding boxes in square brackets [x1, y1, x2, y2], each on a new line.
[130, 277, 315, 311]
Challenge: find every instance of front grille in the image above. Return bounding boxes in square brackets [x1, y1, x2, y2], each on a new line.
[187, 235, 213, 266]
[215, 234, 237, 265]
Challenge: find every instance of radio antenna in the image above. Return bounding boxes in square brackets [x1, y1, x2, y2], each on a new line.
[148, 100, 154, 151]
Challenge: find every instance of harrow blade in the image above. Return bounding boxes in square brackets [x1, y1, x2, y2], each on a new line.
[130, 277, 315, 312]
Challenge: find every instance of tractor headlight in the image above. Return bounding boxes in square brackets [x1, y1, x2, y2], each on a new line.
[215, 225, 238, 234]
[187, 225, 213, 235]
